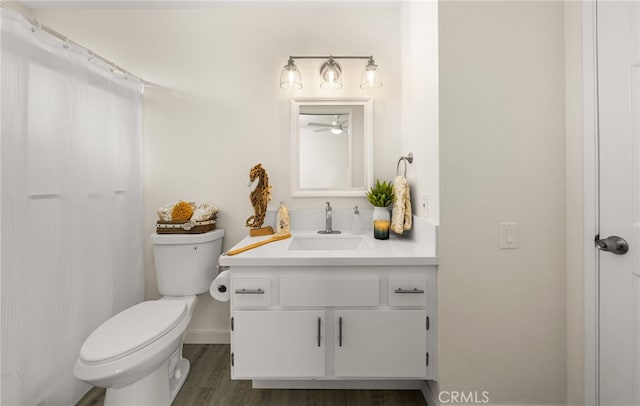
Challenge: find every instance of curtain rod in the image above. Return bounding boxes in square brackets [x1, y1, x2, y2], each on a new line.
[0, 3, 157, 88]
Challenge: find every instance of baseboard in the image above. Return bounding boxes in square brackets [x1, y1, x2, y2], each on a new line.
[422, 380, 438, 406]
[184, 328, 230, 344]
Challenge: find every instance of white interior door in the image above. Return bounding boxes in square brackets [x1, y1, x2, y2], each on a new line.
[597, 2, 640, 405]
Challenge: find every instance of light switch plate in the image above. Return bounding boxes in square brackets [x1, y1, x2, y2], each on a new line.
[500, 222, 518, 249]
[420, 194, 429, 217]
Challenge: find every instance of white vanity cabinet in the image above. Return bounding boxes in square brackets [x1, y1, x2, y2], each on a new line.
[334, 309, 427, 378]
[232, 310, 326, 378]
[228, 266, 437, 382]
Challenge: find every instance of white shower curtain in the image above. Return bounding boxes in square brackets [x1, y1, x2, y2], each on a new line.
[1, 8, 144, 405]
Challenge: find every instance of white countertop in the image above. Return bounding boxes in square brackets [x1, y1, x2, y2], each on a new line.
[218, 231, 438, 267]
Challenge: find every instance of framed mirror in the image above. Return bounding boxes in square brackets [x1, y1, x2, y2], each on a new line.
[290, 98, 373, 197]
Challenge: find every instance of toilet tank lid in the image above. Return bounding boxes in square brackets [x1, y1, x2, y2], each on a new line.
[151, 228, 224, 245]
[79, 300, 187, 364]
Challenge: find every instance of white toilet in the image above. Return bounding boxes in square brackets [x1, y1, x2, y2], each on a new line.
[74, 229, 224, 406]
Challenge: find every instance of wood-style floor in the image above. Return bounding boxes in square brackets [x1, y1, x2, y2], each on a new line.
[76, 344, 427, 406]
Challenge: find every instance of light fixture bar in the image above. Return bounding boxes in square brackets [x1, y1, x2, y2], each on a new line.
[280, 55, 382, 90]
[288, 55, 372, 60]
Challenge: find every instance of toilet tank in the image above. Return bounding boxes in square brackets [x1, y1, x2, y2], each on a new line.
[151, 229, 224, 296]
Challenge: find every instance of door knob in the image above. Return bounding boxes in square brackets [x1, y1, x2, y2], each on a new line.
[596, 235, 629, 255]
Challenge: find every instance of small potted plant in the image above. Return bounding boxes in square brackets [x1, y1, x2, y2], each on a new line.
[366, 179, 394, 239]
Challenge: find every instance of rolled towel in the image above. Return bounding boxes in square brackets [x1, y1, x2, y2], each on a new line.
[391, 176, 412, 234]
[192, 202, 218, 221]
[157, 203, 173, 221]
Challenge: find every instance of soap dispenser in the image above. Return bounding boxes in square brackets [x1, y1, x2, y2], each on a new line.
[351, 205, 362, 235]
[277, 201, 290, 234]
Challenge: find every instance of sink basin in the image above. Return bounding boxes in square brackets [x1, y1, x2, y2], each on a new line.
[288, 236, 365, 251]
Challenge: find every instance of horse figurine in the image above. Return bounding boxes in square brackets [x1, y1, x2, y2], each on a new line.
[245, 163, 273, 235]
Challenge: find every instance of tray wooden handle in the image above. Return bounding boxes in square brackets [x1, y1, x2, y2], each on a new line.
[226, 233, 291, 256]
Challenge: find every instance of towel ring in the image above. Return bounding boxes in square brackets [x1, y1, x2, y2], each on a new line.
[396, 153, 414, 177]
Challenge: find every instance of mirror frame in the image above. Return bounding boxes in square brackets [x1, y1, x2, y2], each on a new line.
[290, 98, 373, 197]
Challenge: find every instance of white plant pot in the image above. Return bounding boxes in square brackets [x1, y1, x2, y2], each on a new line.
[372, 206, 390, 221]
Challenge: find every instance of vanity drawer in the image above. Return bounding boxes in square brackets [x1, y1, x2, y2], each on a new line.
[232, 278, 271, 307]
[280, 278, 379, 307]
[388, 276, 427, 307]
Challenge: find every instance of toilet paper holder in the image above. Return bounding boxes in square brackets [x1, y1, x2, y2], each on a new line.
[211, 269, 231, 302]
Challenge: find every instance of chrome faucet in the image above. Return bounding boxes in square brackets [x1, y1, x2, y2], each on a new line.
[318, 201, 341, 234]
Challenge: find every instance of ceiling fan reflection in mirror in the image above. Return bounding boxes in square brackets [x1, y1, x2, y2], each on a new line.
[302, 113, 349, 135]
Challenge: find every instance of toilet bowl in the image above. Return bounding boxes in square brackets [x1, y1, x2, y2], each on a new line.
[74, 229, 224, 406]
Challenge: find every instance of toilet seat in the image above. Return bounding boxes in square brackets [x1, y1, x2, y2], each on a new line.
[80, 300, 187, 365]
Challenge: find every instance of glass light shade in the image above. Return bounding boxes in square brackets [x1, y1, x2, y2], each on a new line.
[320, 58, 343, 90]
[360, 59, 383, 89]
[280, 59, 302, 90]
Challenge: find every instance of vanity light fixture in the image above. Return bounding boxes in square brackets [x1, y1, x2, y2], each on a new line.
[320, 56, 342, 90]
[280, 55, 382, 90]
[280, 56, 302, 90]
[361, 57, 382, 89]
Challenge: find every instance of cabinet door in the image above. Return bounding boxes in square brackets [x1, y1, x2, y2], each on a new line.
[334, 309, 427, 378]
[232, 310, 325, 379]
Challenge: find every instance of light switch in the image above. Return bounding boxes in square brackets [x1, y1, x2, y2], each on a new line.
[500, 222, 518, 249]
[420, 194, 429, 217]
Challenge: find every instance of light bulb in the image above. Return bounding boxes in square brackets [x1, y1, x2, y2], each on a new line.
[280, 57, 302, 90]
[320, 57, 343, 90]
[360, 57, 382, 89]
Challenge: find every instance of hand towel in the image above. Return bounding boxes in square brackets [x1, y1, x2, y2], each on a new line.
[391, 175, 412, 234]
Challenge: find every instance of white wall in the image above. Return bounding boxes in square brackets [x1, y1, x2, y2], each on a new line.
[439, 1, 567, 404]
[401, 0, 439, 224]
[31, 5, 401, 343]
[564, 1, 584, 404]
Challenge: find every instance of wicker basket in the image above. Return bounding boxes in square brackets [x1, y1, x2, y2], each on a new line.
[156, 218, 216, 234]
